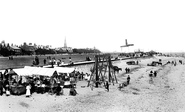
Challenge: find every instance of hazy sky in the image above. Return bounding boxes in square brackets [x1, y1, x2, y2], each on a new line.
[0, 0, 185, 52]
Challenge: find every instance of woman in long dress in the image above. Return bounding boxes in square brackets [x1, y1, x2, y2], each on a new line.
[26, 84, 31, 97]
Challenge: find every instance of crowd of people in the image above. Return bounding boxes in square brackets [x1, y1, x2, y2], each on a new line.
[0, 68, 90, 97]
[32, 56, 69, 67]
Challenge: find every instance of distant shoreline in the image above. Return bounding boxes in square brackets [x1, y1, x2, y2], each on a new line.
[0, 52, 184, 70]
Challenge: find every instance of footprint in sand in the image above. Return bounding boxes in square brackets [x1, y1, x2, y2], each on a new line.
[19, 102, 29, 108]
[132, 92, 140, 95]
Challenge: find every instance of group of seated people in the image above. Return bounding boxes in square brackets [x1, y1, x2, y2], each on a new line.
[149, 70, 157, 77]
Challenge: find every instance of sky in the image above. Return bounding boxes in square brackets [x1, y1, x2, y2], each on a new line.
[0, 0, 185, 53]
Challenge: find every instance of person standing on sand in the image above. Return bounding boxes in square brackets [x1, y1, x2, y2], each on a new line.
[26, 84, 31, 97]
[125, 68, 128, 73]
[56, 84, 61, 96]
[127, 75, 130, 85]
[106, 81, 109, 92]
[128, 68, 130, 73]
[0, 78, 3, 96]
[154, 71, 157, 77]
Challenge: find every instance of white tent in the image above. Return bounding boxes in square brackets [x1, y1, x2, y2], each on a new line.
[22, 66, 75, 76]
[37, 68, 57, 76]
[24, 66, 58, 77]
[13, 68, 32, 76]
[54, 67, 75, 74]
[0, 70, 5, 74]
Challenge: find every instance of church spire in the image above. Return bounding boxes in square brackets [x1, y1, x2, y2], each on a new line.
[64, 37, 67, 48]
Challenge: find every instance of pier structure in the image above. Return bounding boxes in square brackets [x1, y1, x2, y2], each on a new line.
[120, 39, 134, 53]
[88, 54, 118, 88]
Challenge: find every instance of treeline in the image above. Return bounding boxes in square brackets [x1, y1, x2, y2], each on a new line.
[72, 48, 101, 54]
[0, 46, 101, 56]
[35, 48, 56, 55]
[0, 47, 12, 56]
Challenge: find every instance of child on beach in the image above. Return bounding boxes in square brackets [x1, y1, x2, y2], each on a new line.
[26, 84, 31, 97]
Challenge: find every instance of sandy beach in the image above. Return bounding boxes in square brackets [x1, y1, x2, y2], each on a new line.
[1, 56, 185, 112]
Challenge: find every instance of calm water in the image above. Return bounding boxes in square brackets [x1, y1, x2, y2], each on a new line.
[0, 54, 119, 70]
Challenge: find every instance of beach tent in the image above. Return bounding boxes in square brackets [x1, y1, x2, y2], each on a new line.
[23, 66, 75, 77]
[0, 70, 5, 74]
[54, 67, 75, 74]
[13, 68, 32, 76]
[24, 66, 58, 77]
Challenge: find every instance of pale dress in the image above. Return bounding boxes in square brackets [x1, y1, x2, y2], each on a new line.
[26, 85, 31, 97]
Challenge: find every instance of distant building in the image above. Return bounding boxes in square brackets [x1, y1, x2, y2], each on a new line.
[146, 50, 158, 56]
[134, 49, 144, 57]
[21, 42, 36, 54]
[8, 46, 21, 54]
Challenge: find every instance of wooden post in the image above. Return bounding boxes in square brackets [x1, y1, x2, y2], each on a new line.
[108, 56, 111, 82]
[95, 55, 99, 88]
